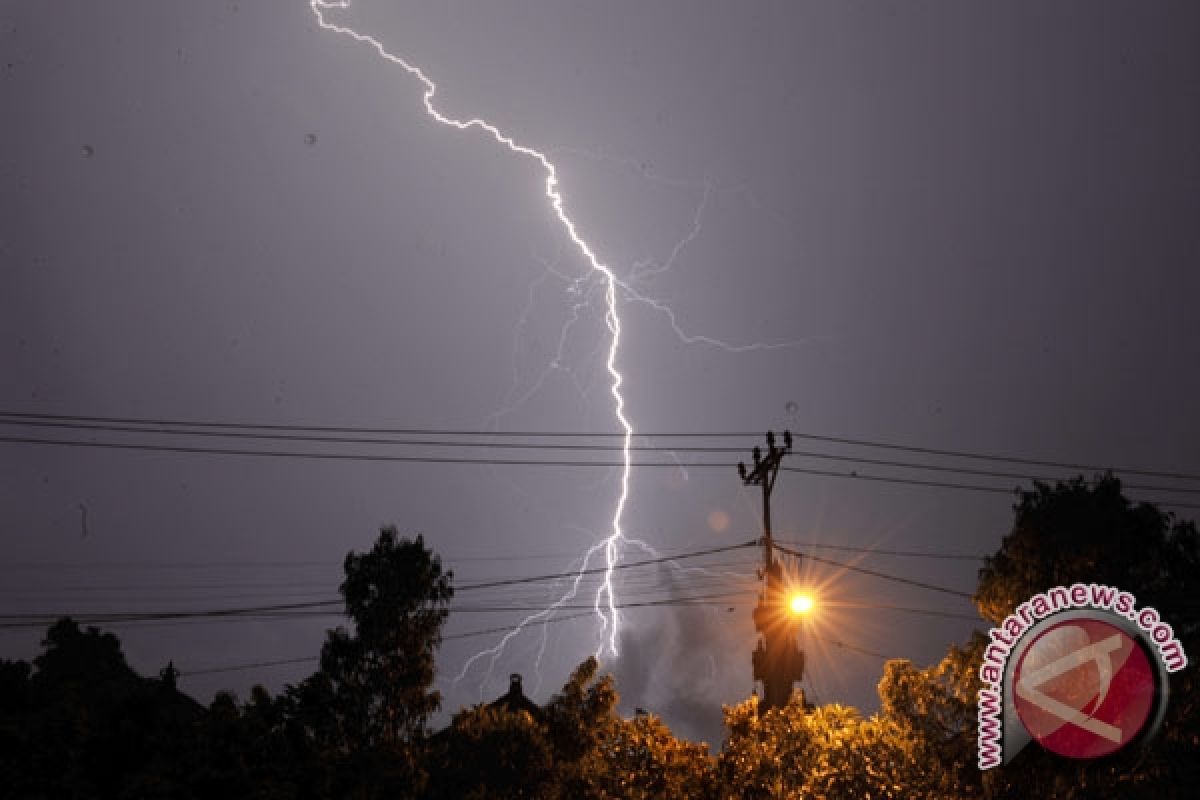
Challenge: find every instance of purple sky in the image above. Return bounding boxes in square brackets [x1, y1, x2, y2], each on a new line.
[3, 1, 1198, 744]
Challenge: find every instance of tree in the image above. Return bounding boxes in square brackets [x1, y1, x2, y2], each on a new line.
[716, 695, 944, 799]
[543, 657, 618, 770]
[427, 656, 716, 800]
[877, 635, 985, 797]
[428, 657, 616, 798]
[432, 705, 555, 799]
[541, 656, 715, 799]
[0, 619, 206, 800]
[288, 527, 453, 798]
[577, 711, 716, 799]
[322, 527, 453, 747]
[0, 659, 32, 799]
[0, 530, 457, 799]
[976, 475, 1199, 627]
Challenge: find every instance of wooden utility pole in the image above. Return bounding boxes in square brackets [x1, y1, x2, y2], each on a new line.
[739, 431, 805, 712]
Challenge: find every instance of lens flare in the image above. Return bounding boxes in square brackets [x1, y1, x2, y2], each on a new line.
[789, 593, 814, 615]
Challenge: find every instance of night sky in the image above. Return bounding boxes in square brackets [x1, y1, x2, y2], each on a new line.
[3, 1, 1198, 745]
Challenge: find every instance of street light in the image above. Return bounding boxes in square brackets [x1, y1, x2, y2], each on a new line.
[788, 592, 814, 615]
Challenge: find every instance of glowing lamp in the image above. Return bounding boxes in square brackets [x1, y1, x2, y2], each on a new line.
[789, 593, 814, 615]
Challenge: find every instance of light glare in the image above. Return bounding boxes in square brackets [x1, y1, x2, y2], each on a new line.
[790, 593, 814, 614]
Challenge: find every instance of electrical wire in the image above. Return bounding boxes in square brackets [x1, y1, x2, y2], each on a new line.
[9, 416, 1199, 496]
[0, 594, 981, 630]
[454, 541, 756, 591]
[5, 409, 1197, 482]
[773, 542, 975, 599]
[175, 611, 600, 678]
[810, 634, 889, 660]
[5, 434, 1197, 506]
[771, 539, 985, 561]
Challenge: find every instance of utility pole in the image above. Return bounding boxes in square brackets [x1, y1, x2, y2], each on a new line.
[740, 430, 805, 712]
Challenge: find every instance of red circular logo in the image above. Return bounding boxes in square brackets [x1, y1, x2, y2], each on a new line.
[1013, 618, 1156, 759]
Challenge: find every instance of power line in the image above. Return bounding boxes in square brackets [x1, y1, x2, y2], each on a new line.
[177, 612, 601, 678]
[0, 433, 707, 468]
[451, 590, 752, 612]
[440, 612, 594, 641]
[772, 538, 985, 561]
[782, 465, 1016, 495]
[810, 634, 889, 660]
[0, 542, 982, 580]
[0, 544, 758, 626]
[773, 542, 975, 599]
[780, 465, 1199, 505]
[6, 409, 1198, 482]
[455, 541, 756, 591]
[0, 544, 758, 571]
[10, 416, 1198, 496]
[0, 592, 743, 631]
[7, 434, 1197, 506]
[179, 655, 317, 678]
[822, 602, 981, 622]
[0, 598, 342, 627]
[15, 593, 972, 644]
[6, 416, 1200, 498]
[0, 564, 762, 609]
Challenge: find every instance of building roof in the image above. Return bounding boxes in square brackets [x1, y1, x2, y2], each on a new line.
[487, 673, 542, 721]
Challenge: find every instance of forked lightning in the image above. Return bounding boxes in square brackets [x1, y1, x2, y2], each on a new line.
[310, 0, 629, 660]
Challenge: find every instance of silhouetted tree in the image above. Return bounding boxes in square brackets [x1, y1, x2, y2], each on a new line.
[283, 527, 453, 798]
[0, 618, 204, 799]
[326, 528, 453, 745]
[433, 704, 555, 799]
[427, 657, 616, 798]
[0, 659, 32, 798]
[976, 475, 1199, 627]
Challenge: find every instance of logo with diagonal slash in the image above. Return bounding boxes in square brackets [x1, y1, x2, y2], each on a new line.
[977, 585, 1184, 769]
[1012, 618, 1157, 759]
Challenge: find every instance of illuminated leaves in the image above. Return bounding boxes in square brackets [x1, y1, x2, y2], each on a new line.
[716, 696, 945, 799]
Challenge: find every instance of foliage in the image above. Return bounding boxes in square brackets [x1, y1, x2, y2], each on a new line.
[543, 657, 618, 767]
[877, 635, 985, 797]
[0, 619, 205, 799]
[274, 526, 454, 798]
[976, 475, 1199, 628]
[320, 526, 454, 750]
[576, 711, 716, 799]
[433, 705, 554, 799]
[427, 656, 714, 799]
[427, 656, 615, 798]
[717, 695, 944, 799]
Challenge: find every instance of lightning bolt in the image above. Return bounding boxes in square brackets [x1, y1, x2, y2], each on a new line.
[310, 0, 629, 659]
[311, 4, 815, 695]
